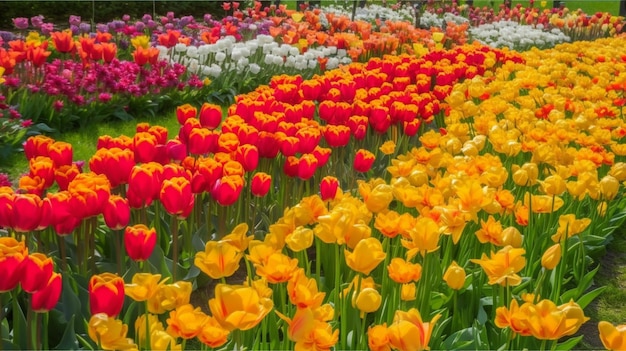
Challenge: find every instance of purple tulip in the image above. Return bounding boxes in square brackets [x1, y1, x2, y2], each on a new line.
[135, 22, 145, 32]
[30, 15, 44, 28]
[166, 11, 175, 20]
[12, 17, 29, 30]
[79, 23, 91, 33]
[41, 23, 54, 35]
[70, 25, 79, 35]
[69, 15, 81, 26]
[203, 14, 212, 24]
[96, 24, 108, 33]
[146, 20, 157, 29]
[142, 14, 152, 23]
[122, 14, 131, 22]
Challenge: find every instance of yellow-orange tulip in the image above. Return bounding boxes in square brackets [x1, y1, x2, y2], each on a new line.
[134, 314, 164, 349]
[353, 287, 382, 316]
[124, 273, 166, 302]
[599, 175, 620, 201]
[197, 316, 230, 348]
[254, 252, 299, 284]
[208, 284, 273, 331]
[147, 281, 192, 314]
[166, 304, 208, 339]
[443, 261, 466, 290]
[402, 216, 440, 259]
[598, 321, 626, 351]
[194, 240, 243, 279]
[475, 215, 504, 246]
[388, 308, 441, 351]
[368, 324, 391, 351]
[551, 214, 591, 242]
[470, 246, 526, 286]
[387, 258, 422, 284]
[288, 268, 325, 309]
[401, 283, 417, 301]
[541, 243, 562, 270]
[345, 237, 386, 276]
[525, 300, 588, 340]
[221, 222, 253, 252]
[88, 313, 138, 351]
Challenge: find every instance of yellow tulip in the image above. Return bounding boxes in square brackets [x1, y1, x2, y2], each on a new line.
[541, 243, 562, 270]
[147, 281, 192, 314]
[208, 284, 273, 331]
[538, 174, 567, 196]
[379, 140, 396, 155]
[388, 308, 441, 351]
[360, 181, 394, 213]
[475, 215, 504, 246]
[598, 321, 626, 351]
[288, 268, 325, 309]
[401, 216, 440, 260]
[345, 237, 386, 276]
[254, 252, 299, 284]
[134, 314, 164, 349]
[275, 307, 317, 343]
[524, 193, 564, 213]
[88, 313, 138, 351]
[400, 283, 417, 301]
[194, 240, 243, 279]
[221, 223, 253, 251]
[150, 330, 181, 351]
[525, 300, 588, 340]
[599, 175, 620, 201]
[285, 226, 314, 252]
[353, 287, 382, 316]
[501, 226, 523, 248]
[470, 246, 526, 286]
[443, 261, 466, 290]
[125, 273, 166, 302]
[165, 304, 208, 339]
[551, 214, 591, 242]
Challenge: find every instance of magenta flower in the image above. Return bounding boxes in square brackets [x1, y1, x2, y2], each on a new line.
[12, 17, 29, 30]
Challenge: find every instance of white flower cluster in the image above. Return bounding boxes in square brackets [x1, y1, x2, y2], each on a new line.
[469, 20, 570, 51]
[157, 35, 352, 80]
[419, 11, 469, 28]
[321, 4, 415, 23]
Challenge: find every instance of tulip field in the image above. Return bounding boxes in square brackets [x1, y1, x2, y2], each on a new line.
[4, 1, 626, 350]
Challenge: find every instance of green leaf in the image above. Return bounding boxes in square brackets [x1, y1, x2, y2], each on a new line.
[557, 335, 583, 350]
[576, 286, 607, 309]
[442, 327, 489, 350]
[53, 315, 78, 350]
[113, 109, 134, 122]
[1, 339, 19, 350]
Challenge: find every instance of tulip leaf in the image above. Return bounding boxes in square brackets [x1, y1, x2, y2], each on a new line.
[184, 264, 201, 281]
[442, 327, 489, 350]
[576, 286, 607, 309]
[557, 335, 583, 351]
[1, 319, 8, 339]
[1, 339, 18, 350]
[53, 315, 78, 350]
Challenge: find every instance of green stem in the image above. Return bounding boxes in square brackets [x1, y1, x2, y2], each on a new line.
[42, 312, 48, 351]
[171, 217, 179, 281]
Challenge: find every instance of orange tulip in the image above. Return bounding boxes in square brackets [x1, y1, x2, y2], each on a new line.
[208, 284, 274, 331]
[132, 46, 159, 66]
[166, 304, 208, 339]
[50, 30, 76, 53]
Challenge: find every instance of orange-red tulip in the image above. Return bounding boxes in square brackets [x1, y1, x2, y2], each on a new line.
[103, 195, 130, 230]
[199, 103, 222, 129]
[13, 193, 43, 232]
[127, 162, 164, 208]
[21, 253, 54, 293]
[320, 176, 339, 201]
[31, 272, 62, 312]
[23, 135, 53, 160]
[0, 237, 27, 292]
[124, 224, 157, 262]
[160, 176, 194, 219]
[354, 149, 376, 173]
[235, 144, 259, 172]
[89, 273, 125, 317]
[188, 128, 217, 155]
[50, 30, 75, 53]
[133, 132, 158, 164]
[132, 46, 159, 66]
[54, 164, 81, 191]
[251, 172, 271, 197]
[48, 141, 73, 167]
[211, 175, 244, 206]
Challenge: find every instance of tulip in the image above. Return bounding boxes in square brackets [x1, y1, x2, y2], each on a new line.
[298, 153, 319, 180]
[12, 193, 44, 232]
[88, 313, 138, 351]
[50, 30, 75, 53]
[211, 175, 244, 206]
[217, 132, 240, 153]
[20, 253, 54, 293]
[29, 156, 55, 189]
[235, 144, 259, 172]
[103, 195, 130, 230]
[48, 141, 73, 167]
[387, 258, 422, 284]
[541, 243, 562, 270]
[147, 281, 192, 314]
[598, 321, 626, 351]
[320, 176, 339, 201]
[251, 172, 271, 197]
[24, 135, 53, 160]
[127, 162, 163, 208]
[125, 273, 165, 302]
[199, 102, 223, 129]
[288, 268, 325, 309]
[166, 304, 208, 339]
[275, 307, 317, 343]
[132, 46, 159, 66]
[134, 132, 158, 163]
[89, 147, 135, 188]
[124, 224, 157, 262]
[345, 237, 386, 276]
[470, 246, 526, 286]
[599, 175, 620, 201]
[208, 284, 274, 331]
[194, 240, 243, 279]
[354, 149, 376, 173]
[401, 283, 417, 301]
[353, 287, 382, 316]
[0, 239, 27, 292]
[89, 273, 125, 317]
[197, 317, 230, 348]
[188, 128, 216, 155]
[368, 324, 391, 351]
[388, 309, 441, 351]
[160, 176, 194, 219]
[31, 272, 62, 312]
[443, 261, 466, 290]
[54, 164, 81, 191]
[254, 252, 300, 284]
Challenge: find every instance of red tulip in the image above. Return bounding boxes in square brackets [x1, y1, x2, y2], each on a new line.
[251, 172, 271, 197]
[134, 132, 158, 163]
[0, 190, 15, 229]
[298, 154, 318, 180]
[296, 127, 321, 154]
[89, 273, 125, 317]
[48, 141, 73, 167]
[354, 149, 376, 173]
[127, 162, 164, 208]
[31, 272, 62, 312]
[217, 132, 240, 154]
[21, 253, 54, 293]
[0, 237, 27, 293]
[103, 195, 130, 230]
[29, 156, 55, 189]
[323, 125, 351, 148]
[312, 146, 331, 168]
[235, 144, 259, 172]
[257, 132, 280, 158]
[199, 103, 223, 129]
[89, 147, 135, 188]
[50, 30, 76, 53]
[13, 193, 43, 232]
[124, 224, 157, 262]
[320, 176, 339, 201]
[211, 175, 244, 206]
[24, 135, 53, 160]
[177, 104, 197, 125]
[196, 157, 224, 192]
[160, 177, 194, 219]
[283, 156, 300, 178]
[188, 128, 218, 155]
[54, 164, 81, 191]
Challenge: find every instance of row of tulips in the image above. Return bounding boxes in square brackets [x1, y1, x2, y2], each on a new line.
[3, 32, 626, 350]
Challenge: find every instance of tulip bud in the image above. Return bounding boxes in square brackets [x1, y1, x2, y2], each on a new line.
[250, 172, 271, 197]
[443, 261, 466, 290]
[354, 149, 376, 173]
[89, 273, 125, 317]
[124, 224, 157, 262]
[320, 176, 339, 201]
[599, 175, 620, 201]
[31, 272, 62, 312]
[541, 243, 562, 270]
[353, 288, 382, 315]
